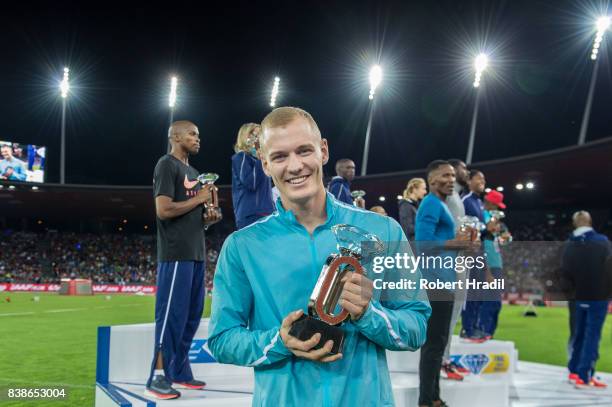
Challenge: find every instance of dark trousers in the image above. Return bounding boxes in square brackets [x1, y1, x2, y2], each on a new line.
[462, 267, 487, 337]
[567, 300, 576, 359]
[419, 291, 454, 406]
[147, 261, 205, 385]
[478, 267, 503, 336]
[568, 301, 608, 383]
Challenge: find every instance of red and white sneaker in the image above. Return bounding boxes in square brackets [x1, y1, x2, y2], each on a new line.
[450, 362, 470, 375]
[590, 377, 607, 389]
[173, 379, 206, 390]
[568, 373, 579, 384]
[441, 363, 464, 381]
[574, 378, 590, 389]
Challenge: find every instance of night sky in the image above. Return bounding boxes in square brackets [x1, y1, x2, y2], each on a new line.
[0, 0, 610, 186]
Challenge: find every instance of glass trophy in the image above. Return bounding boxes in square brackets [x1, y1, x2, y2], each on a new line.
[488, 210, 505, 222]
[288, 224, 384, 354]
[457, 215, 483, 241]
[197, 173, 219, 208]
[351, 190, 366, 207]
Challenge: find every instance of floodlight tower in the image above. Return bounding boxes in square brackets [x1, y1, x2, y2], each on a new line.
[466, 53, 488, 165]
[167, 76, 178, 152]
[59, 67, 70, 184]
[361, 65, 382, 176]
[578, 16, 610, 145]
[270, 77, 280, 108]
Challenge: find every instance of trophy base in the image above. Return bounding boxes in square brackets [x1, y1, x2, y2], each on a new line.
[288, 315, 345, 355]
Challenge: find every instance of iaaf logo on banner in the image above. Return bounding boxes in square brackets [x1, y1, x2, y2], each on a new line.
[92, 286, 121, 293]
[119, 286, 156, 294]
[5, 283, 156, 294]
[10, 284, 52, 291]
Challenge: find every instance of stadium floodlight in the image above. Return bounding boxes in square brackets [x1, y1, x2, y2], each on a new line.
[579, 16, 610, 145]
[378, 196, 386, 202]
[368, 65, 383, 100]
[361, 65, 383, 176]
[496, 186, 504, 192]
[473, 53, 488, 88]
[591, 16, 611, 60]
[60, 67, 70, 98]
[485, 188, 492, 193]
[167, 76, 178, 153]
[59, 67, 70, 184]
[396, 195, 403, 200]
[526, 182, 535, 190]
[515, 183, 524, 190]
[169, 76, 178, 108]
[269, 76, 280, 107]
[466, 53, 488, 164]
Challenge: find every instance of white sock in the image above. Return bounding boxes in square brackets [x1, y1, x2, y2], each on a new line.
[154, 369, 164, 376]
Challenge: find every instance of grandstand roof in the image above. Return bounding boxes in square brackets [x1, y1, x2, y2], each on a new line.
[1, 137, 610, 222]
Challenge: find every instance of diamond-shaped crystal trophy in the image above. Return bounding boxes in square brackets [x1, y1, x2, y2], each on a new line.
[197, 173, 219, 208]
[351, 190, 366, 207]
[288, 224, 384, 354]
[457, 215, 483, 241]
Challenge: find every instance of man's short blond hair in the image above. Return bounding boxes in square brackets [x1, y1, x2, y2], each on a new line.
[260, 107, 321, 146]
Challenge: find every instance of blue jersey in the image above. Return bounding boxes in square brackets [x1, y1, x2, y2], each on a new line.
[415, 193, 457, 283]
[461, 191, 484, 222]
[483, 210, 503, 269]
[208, 193, 431, 406]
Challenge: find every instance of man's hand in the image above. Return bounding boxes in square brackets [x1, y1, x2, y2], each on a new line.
[339, 272, 373, 320]
[196, 185, 214, 205]
[279, 310, 342, 362]
[203, 207, 222, 226]
[354, 197, 366, 209]
[447, 229, 481, 250]
[486, 220, 501, 234]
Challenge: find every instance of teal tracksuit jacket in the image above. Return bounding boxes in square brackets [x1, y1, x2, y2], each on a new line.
[208, 193, 431, 407]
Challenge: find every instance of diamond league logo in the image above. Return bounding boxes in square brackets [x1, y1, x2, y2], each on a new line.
[189, 339, 217, 363]
[461, 354, 490, 374]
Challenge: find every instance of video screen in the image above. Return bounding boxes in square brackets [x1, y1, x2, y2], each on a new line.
[0, 140, 46, 183]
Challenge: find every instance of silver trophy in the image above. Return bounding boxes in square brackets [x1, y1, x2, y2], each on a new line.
[457, 215, 483, 241]
[197, 173, 219, 208]
[289, 224, 384, 354]
[351, 190, 366, 207]
[488, 210, 505, 222]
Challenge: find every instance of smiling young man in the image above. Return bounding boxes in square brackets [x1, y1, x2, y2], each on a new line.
[208, 107, 431, 406]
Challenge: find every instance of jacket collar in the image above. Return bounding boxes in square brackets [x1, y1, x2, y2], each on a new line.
[275, 191, 337, 229]
[573, 226, 594, 237]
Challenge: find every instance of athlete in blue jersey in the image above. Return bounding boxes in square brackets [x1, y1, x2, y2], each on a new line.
[209, 107, 431, 406]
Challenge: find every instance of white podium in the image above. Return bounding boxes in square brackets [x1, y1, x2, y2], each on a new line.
[95, 320, 514, 406]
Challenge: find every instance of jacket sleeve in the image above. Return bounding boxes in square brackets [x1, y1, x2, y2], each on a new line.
[233, 152, 260, 192]
[399, 202, 415, 239]
[207, 234, 293, 367]
[415, 199, 439, 242]
[353, 218, 431, 351]
[328, 179, 342, 200]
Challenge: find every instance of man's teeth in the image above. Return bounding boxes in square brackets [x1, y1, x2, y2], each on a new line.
[288, 176, 308, 184]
